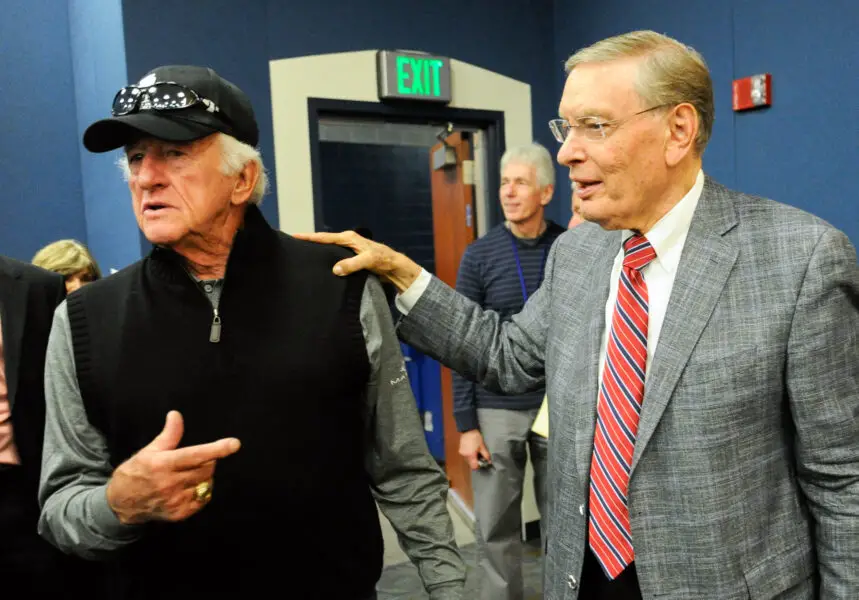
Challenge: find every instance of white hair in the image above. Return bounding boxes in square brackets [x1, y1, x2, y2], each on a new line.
[500, 142, 555, 188]
[218, 133, 268, 205]
[116, 133, 269, 205]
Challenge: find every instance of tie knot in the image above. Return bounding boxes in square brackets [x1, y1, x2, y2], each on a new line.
[623, 234, 656, 271]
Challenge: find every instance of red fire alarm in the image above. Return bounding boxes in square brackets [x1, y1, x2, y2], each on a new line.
[733, 73, 772, 111]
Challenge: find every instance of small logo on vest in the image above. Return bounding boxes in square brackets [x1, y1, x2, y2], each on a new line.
[389, 364, 408, 386]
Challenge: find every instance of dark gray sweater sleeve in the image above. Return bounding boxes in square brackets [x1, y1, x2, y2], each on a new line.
[360, 276, 466, 600]
[37, 300, 140, 558]
[451, 246, 483, 433]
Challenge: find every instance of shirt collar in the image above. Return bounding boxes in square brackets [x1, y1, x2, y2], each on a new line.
[623, 169, 704, 275]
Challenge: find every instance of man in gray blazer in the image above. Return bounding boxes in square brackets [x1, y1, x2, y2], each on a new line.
[298, 31, 859, 599]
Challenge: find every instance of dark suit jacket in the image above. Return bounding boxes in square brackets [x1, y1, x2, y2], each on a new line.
[0, 255, 65, 491]
[1, 256, 108, 595]
[398, 177, 859, 599]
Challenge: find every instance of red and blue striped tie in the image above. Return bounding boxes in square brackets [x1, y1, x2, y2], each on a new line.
[588, 234, 656, 579]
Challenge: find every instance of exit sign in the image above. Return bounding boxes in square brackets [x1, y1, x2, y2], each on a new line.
[377, 50, 451, 103]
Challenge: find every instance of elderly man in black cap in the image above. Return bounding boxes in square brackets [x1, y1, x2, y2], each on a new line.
[37, 65, 465, 600]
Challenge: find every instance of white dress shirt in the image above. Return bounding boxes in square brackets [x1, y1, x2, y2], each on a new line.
[598, 169, 704, 380]
[397, 170, 705, 386]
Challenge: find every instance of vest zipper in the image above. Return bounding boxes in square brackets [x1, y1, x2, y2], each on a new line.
[209, 307, 222, 343]
[180, 264, 224, 344]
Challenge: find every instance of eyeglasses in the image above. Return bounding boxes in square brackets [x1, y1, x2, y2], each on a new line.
[111, 82, 220, 117]
[548, 104, 671, 143]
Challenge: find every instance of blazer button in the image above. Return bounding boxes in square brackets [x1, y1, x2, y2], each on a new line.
[568, 574, 578, 589]
[579, 504, 585, 516]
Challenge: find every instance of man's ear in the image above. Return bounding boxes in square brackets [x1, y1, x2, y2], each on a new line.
[664, 103, 699, 166]
[231, 159, 260, 206]
[540, 184, 554, 206]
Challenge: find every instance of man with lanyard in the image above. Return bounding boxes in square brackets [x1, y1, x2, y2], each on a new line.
[452, 142, 565, 600]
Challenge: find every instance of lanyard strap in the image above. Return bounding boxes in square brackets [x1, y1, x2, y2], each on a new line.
[509, 232, 549, 303]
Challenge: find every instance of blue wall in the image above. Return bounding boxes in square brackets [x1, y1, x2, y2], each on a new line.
[731, 0, 859, 245]
[1, 1, 856, 261]
[69, 0, 141, 273]
[552, 0, 859, 245]
[121, 0, 562, 227]
[0, 0, 87, 261]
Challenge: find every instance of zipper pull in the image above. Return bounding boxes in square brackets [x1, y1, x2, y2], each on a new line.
[209, 308, 222, 343]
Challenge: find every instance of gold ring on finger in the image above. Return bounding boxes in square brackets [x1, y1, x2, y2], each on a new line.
[194, 480, 213, 503]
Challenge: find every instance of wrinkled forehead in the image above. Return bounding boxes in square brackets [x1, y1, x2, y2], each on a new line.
[558, 58, 644, 119]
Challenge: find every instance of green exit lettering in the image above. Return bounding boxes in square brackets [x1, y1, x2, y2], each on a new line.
[396, 56, 444, 97]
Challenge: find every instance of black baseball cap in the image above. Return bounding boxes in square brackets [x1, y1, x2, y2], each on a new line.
[83, 65, 259, 153]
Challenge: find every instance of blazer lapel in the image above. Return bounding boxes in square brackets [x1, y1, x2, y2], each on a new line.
[574, 231, 622, 483]
[630, 177, 740, 473]
[0, 264, 27, 409]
